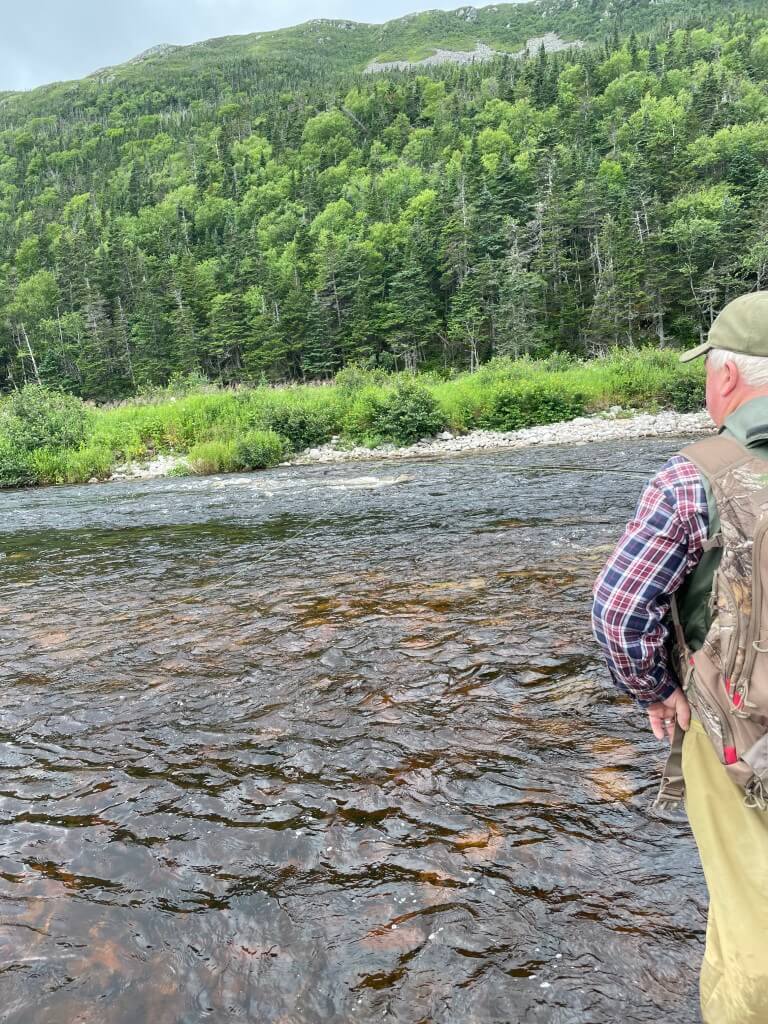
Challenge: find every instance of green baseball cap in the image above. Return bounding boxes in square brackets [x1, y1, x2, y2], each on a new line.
[680, 291, 768, 362]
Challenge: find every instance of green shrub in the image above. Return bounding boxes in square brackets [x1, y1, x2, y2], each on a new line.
[134, 369, 217, 403]
[595, 347, 706, 411]
[62, 446, 113, 484]
[333, 363, 389, 394]
[472, 355, 538, 388]
[1, 384, 92, 452]
[166, 462, 193, 477]
[187, 440, 238, 475]
[431, 378, 493, 433]
[30, 446, 113, 485]
[378, 379, 444, 443]
[232, 429, 288, 470]
[131, 408, 170, 452]
[484, 381, 587, 431]
[172, 392, 243, 446]
[538, 350, 578, 373]
[342, 386, 384, 444]
[89, 419, 145, 461]
[165, 369, 213, 396]
[29, 447, 67, 484]
[0, 438, 34, 487]
[658, 373, 705, 412]
[344, 379, 444, 445]
[256, 403, 337, 451]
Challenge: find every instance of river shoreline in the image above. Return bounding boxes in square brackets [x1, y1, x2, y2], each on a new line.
[109, 407, 713, 481]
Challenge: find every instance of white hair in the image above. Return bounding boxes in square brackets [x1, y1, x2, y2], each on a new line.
[707, 347, 768, 388]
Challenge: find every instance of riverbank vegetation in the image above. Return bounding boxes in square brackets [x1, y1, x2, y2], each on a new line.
[0, 348, 704, 486]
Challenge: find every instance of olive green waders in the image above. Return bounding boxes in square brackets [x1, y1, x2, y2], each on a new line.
[683, 718, 768, 1023]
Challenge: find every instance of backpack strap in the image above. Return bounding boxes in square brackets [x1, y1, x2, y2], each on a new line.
[654, 601, 694, 812]
[680, 434, 754, 484]
[654, 722, 687, 813]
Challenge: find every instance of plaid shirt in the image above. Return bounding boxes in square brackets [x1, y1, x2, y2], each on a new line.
[591, 456, 709, 706]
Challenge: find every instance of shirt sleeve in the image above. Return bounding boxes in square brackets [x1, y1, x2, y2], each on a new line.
[591, 455, 709, 706]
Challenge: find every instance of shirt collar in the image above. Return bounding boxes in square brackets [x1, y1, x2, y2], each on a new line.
[721, 397, 768, 447]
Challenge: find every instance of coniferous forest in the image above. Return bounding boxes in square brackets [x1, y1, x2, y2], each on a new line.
[2, 0, 768, 400]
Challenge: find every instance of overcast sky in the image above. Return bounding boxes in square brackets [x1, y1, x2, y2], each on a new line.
[0, 0, 476, 91]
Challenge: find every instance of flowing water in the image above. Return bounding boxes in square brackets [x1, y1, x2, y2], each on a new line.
[0, 439, 707, 1024]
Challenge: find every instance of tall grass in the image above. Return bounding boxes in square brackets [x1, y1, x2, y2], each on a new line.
[0, 348, 706, 488]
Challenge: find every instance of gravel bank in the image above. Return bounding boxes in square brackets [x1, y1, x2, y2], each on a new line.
[286, 408, 714, 466]
[108, 407, 713, 481]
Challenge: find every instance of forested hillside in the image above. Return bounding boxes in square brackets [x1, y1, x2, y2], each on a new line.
[1, 1, 768, 399]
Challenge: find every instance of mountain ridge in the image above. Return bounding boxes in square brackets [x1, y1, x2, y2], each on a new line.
[5, 0, 748, 99]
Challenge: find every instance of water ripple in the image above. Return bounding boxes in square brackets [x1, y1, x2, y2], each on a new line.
[0, 439, 706, 1023]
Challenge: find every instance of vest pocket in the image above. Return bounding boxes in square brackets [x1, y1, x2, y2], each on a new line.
[717, 574, 740, 684]
[735, 517, 768, 709]
[688, 664, 732, 765]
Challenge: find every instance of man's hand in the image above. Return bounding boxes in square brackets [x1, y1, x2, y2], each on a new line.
[646, 688, 691, 742]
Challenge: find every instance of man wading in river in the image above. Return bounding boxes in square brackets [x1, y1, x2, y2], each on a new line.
[592, 291, 768, 1024]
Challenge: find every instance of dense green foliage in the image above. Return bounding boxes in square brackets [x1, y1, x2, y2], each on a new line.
[232, 429, 289, 470]
[344, 378, 445, 445]
[186, 430, 293, 475]
[483, 380, 587, 430]
[0, 350, 705, 487]
[0, 2, 766, 399]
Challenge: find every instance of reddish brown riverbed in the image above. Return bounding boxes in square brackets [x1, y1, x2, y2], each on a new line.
[0, 440, 706, 1023]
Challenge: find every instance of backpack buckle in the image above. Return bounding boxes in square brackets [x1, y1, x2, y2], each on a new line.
[745, 777, 768, 811]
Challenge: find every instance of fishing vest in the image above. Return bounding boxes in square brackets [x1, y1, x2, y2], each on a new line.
[657, 397, 768, 811]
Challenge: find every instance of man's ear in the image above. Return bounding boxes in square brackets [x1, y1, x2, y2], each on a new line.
[722, 360, 740, 395]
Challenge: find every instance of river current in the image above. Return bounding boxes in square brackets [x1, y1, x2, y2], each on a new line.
[0, 438, 706, 1024]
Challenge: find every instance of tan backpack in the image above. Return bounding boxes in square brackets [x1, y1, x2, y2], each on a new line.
[657, 435, 768, 812]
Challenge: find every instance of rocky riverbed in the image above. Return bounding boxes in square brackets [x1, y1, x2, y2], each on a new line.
[107, 407, 713, 482]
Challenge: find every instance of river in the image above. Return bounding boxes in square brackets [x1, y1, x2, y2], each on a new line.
[0, 438, 706, 1024]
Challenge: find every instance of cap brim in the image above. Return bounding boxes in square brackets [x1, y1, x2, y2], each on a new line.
[679, 341, 712, 363]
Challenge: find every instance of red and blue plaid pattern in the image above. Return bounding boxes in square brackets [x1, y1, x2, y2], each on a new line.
[592, 456, 709, 705]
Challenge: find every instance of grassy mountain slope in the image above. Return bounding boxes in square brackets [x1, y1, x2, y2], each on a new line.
[102, 1, 768, 74]
[4, 1, 763, 103]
